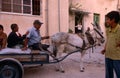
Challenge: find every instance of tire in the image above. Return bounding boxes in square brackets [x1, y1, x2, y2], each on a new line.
[0, 60, 23, 78]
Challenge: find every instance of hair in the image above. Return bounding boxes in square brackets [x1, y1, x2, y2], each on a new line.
[0, 24, 4, 30]
[105, 11, 120, 23]
[33, 20, 43, 25]
[11, 23, 18, 30]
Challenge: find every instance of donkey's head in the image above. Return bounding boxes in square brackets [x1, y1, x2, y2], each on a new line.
[93, 27, 105, 44]
[84, 23, 105, 47]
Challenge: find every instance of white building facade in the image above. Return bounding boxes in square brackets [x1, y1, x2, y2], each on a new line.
[0, 0, 119, 37]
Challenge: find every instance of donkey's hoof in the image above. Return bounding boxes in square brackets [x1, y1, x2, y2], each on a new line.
[56, 69, 60, 71]
[80, 70, 84, 72]
[98, 44, 101, 46]
[61, 70, 65, 73]
[80, 68, 85, 72]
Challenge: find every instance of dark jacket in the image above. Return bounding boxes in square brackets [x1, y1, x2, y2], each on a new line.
[7, 32, 26, 48]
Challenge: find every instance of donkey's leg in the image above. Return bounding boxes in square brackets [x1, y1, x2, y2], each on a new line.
[55, 44, 65, 73]
[56, 62, 65, 73]
[80, 50, 86, 72]
[55, 55, 63, 72]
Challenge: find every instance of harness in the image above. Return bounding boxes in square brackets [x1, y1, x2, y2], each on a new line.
[85, 31, 95, 45]
[58, 34, 86, 51]
[85, 30, 95, 53]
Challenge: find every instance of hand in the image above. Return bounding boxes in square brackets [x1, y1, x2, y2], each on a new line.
[45, 36, 50, 39]
[0, 47, 4, 51]
[116, 44, 120, 47]
[25, 31, 29, 35]
[42, 36, 50, 40]
[101, 49, 105, 55]
[22, 47, 27, 51]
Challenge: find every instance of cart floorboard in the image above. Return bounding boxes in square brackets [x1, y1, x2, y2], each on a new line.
[0, 51, 49, 65]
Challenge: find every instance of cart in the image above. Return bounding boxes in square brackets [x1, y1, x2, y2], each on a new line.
[0, 48, 82, 78]
[0, 50, 50, 78]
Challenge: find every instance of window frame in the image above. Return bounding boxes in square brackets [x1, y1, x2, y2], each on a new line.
[93, 13, 100, 25]
[0, 0, 41, 16]
[93, 13, 101, 30]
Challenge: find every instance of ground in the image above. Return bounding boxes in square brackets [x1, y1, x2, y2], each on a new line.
[23, 45, 105, 78]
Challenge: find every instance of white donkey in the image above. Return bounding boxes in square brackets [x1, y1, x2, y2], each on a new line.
[48, 27, 105, 73]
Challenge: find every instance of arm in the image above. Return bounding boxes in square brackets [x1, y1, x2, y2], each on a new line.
[22, 31, 30, 50]
[116, 29, 120, 47]
[41, 36, 49, 40]
[22, 38, 29, 50]
[1, 33, 7, 49]
[22, 31, 29, 39]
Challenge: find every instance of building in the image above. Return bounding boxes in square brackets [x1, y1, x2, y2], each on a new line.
[0, 0, 119, 37]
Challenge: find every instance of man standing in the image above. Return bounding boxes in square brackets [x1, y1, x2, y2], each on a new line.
[101, 11, 120, 78]
[23, 20, 49, 51]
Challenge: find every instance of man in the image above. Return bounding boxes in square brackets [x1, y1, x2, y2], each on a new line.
[101, 11, 120, 78]
[0, 24, 7, 50]
[23, 20, 49, 51]
[75, 22, 82, 34]
[7, 24, 27, 48]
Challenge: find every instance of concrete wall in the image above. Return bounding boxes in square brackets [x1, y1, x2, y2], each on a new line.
[0, 13, 44, 35]
[47, 0, 69, 35]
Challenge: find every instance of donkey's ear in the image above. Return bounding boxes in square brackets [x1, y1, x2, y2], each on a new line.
[94, 28, 104, 38]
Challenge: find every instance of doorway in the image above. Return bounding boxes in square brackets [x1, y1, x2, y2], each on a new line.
[75, 12, 84, 33]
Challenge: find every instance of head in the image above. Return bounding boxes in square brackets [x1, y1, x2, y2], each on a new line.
[0, 24, 4, 34]
[33, 20, 43, 30]
[11, 23, 19, 32]
[105, 11, 120, 27]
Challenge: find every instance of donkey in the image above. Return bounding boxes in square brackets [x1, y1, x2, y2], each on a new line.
[47, 26, 105, 73]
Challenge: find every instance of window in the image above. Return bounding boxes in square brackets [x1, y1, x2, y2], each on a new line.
[93, 13, 101, 30]
[13, 0, 22, 13]
[1, 0, 41, 15]
[32, 0, 40, 15]
[2, 0, 12, 12]
[23, 0, 31, 14]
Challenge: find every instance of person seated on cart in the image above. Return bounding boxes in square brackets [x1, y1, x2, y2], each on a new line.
[7, 23, 28, 48]
[0, 24, 7, 50]
[22, 20, 49, 51]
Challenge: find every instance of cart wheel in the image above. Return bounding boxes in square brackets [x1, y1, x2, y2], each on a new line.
[0, 60, 23, 78]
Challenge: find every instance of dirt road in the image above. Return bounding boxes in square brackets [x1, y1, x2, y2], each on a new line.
[23, 46, 105, 78]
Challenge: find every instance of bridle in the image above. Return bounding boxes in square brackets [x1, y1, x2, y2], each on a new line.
[93, 27, 105, 44]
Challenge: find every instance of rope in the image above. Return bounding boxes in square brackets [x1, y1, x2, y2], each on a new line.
[48, 44, 97, 64]
[48, 49, 82, 64]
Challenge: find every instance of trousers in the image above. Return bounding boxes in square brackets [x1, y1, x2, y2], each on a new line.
[29, 43, 49, 51]
[105, 58, 120, 78]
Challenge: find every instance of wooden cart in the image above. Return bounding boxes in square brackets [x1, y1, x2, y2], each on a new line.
[0, 50, 49, 78]
[0, 48, 82, 78]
